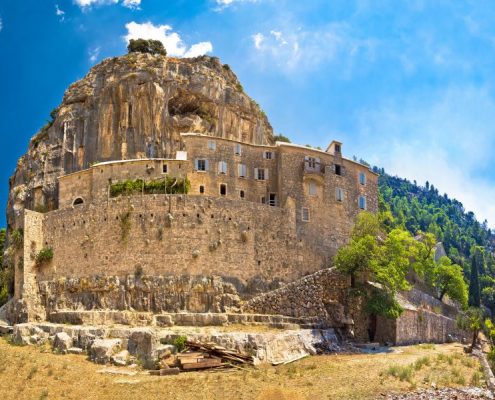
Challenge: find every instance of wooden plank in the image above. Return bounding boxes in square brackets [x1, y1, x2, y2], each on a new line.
[181, 359, 222, 370]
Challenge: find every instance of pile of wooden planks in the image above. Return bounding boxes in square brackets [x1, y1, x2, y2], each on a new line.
[149, 340, 254, 375]
[185, 340, 254, 366]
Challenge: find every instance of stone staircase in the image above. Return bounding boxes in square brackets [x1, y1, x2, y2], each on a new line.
[48, 310, 322, 330]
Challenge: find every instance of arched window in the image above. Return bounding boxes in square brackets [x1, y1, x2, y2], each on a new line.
[73, 197, 84, 206]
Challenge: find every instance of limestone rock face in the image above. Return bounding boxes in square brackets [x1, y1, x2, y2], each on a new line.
[7, 53, 273, 227]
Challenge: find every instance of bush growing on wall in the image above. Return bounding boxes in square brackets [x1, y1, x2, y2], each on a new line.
[110, 177, 191, 197]
[35, 247, 53, 267]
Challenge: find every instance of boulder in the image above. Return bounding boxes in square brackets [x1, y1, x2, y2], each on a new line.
[111, 350, 130, 366]
[90, 338, 122, 364]
[53, 331, 73, 354]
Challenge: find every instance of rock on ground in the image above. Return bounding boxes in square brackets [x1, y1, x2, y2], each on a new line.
[89, 338, 122, 364]
[53, 331, 73, 354]
[385, 387, 494, 399]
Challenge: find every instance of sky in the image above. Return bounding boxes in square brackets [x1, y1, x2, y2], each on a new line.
[1, 0, 495, 227]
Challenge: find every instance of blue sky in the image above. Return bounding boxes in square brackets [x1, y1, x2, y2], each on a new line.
[1, 0, 495, 227]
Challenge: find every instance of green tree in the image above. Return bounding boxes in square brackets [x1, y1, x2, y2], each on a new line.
[127, 39, 167, 56]
[334, 213, 422, 318]
[457, 307, 484, 350]
[0, 228, 8, 306]
[432, 256, 468, 307]
[468, 247, 482, 307]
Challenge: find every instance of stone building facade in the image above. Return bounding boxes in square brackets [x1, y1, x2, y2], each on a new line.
[11, 132, 378, 325]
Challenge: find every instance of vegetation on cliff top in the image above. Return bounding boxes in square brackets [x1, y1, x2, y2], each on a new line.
[127, 38, 167, 56]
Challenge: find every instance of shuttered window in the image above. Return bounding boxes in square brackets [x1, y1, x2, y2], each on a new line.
[218, 161, 227, 174]
[195, 159, 208, 171]
[238, 164, 247, 178]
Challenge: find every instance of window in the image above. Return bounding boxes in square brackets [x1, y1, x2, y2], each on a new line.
[309, 182, 317, 196]
[359, 196, 367, 210]
[162, 164, 168, 174]
[238, 164, 247, 178]
[208, 140, 216, 150]
[218, 161, 227, 174]
[264, 151, 273, 160]
[335, 164, 342, 176]
[255, 168, 268, 181]
[260, 196, 266, 204]
[306, 156, 317, 169]
[240, 190, 245, 199]
[301, 208, 310, 222]
[220, 184, 227, 196]
[73, 198, 84, 206]
[335, 144, 341, 153]
[336, 188, 344, 202]
[359, 172, 366, 185]
[195, 159, 208, 171]
[234, 143, 242, 155]
[199, 185, 205, 194]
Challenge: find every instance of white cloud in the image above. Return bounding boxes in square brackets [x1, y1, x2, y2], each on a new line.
[55, 4, 65, 21]
[74, 0, 140, 9]
[349, 86, 495, 227]
[124, 21, 213, 57]
[252, 33, 264, 49]
[122, 0, 141, 9]
[215, 0, 258, 8]
[251, 23, 377, 73]
[88, 46, 101, 63]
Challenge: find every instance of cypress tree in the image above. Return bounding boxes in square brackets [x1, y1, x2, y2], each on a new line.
[468, 250, 481, 307]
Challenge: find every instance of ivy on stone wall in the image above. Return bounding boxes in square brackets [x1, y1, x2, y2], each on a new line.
[110, 177, 191, 198]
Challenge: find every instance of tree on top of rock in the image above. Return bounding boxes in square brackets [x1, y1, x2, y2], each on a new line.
[127, 39, 167, 56]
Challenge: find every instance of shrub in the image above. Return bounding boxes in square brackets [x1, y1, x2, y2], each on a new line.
[127, 39, 167, 56]
[273, 134, 291, 143]
[119, 212, 132, 242]
[11, 228, 23, 250]
[35, 248, 53, 266]
[110, 177, 191, 197]
[172, 335, 187, 353]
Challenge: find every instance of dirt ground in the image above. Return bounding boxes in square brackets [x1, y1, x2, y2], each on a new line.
[0, 338, 486, 400]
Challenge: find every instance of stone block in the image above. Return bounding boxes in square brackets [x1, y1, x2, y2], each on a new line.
[90, 338, 122, 364]
[53, 331, 73, 354]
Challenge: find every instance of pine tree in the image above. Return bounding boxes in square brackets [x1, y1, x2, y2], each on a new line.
[468, 249, 482, 307]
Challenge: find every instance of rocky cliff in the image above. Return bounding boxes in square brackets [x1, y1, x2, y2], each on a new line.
[7, 53, 273, 228]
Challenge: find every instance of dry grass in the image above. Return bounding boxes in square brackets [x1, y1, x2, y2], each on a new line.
[0, 338, 483, 400]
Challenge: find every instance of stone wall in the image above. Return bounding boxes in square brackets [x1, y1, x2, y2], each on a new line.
[243, 268, 352, 328]
[376, 309, 465, 345]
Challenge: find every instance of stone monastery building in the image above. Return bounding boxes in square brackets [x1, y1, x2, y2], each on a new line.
[13, 133, 380, 330]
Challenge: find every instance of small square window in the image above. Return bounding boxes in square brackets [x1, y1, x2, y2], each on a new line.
[309, 182, 317, 196]
[301, 208, 310, 222]
[261, 196, 266, 204]
[335, 164, 342, 176]
[359, 196, 367, 210]
[336, 188, 344, 202]
[208, 140, 216, 150]
[220, 184, 227, 196]
[199, 185, 205, 194]
[359, 172, 366, 185]
[234, 143, 242, 155]
[240, 190, 245, 199]
[162, 164, 168, 173]
[264, 151, 273, 160]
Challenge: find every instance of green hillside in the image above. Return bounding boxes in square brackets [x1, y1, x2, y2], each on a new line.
[375, 168, 495, 314]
